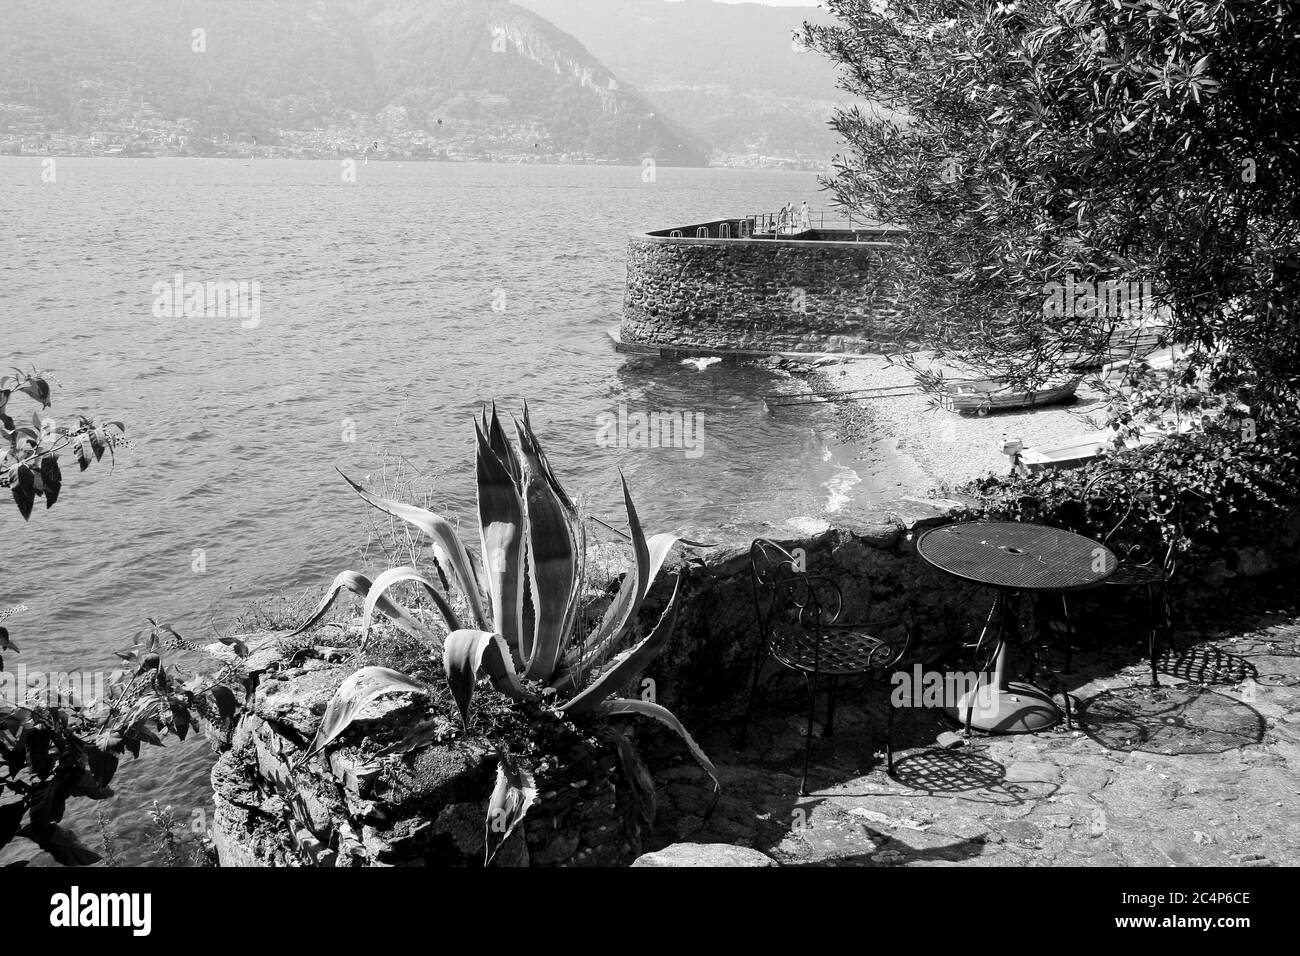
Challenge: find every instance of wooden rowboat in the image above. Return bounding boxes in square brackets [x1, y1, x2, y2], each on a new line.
[943, 376, 1081, 416]
[1018, 414, 1201, 473]
[1066, 324, 1167, 370]
[1020, 432, 1114, 472]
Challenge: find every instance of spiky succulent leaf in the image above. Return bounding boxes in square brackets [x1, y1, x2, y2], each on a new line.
[337, 471, 489, 629]
[287, 570, 432, 647]
[484, 750, 536, 866]
[298, 667, 428, 766]
[513, 414, 581, 681]
[563, 477, 708, 680]
[360, 566, 462, 650]
[560, 575, 681, 713]
[577, 476, 649, 665]
[599, 698, 719, 794]
[443, 629, 535, 726]
[474, 422, 527, 664]
[486, 404, 522, 485]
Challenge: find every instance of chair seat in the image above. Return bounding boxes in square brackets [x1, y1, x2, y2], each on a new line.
[769, 627, 893, 676]
[1104, 562, 1166, 587]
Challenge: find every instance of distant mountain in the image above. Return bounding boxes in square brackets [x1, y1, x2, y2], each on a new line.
[513, 0, 849, 162]
[0, 0, 709, 165]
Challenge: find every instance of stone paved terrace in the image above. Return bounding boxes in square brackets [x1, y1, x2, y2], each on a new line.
[644, 575, 1300, 867]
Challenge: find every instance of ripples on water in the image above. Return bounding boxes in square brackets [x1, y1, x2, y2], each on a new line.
[0, 158, 900, 863]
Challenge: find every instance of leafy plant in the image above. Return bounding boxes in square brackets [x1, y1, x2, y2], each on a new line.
[806, 1, 1300, 413]
[961, 408, 1300, 559]
[0, 620, 243, 865]
[0, 370, 128, 520]
[145, 800, 212, 868]
[294, 407, 718, 860]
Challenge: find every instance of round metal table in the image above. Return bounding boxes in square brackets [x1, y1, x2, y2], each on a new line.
[916, 521, 1117, 733]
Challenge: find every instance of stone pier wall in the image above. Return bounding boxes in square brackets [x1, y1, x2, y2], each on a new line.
[621, 222, 905, 355]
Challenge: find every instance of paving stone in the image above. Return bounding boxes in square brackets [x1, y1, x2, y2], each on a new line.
[632, 843, 777, 867]
[642, 589, 1300, 869]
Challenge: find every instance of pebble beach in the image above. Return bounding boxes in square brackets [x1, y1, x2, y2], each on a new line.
[802, 354, 1114, 492]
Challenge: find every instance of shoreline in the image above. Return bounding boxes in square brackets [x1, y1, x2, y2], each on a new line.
[803, 355, 1113, 495]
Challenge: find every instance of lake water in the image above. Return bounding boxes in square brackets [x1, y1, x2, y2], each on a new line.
[0, 157, 907, 863]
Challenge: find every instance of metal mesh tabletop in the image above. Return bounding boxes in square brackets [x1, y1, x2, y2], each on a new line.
[916, 521, 1117, 592]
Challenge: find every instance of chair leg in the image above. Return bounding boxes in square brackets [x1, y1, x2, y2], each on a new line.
[736, 651, 768, 749]
[824, 675, 838, 738]
[886, 691, 895, 777]
[1146, 584, 1160, 688]
[800, 670, 819, 797]
[966, 594, 1005, 736]
[1061, 595, 1074, 674]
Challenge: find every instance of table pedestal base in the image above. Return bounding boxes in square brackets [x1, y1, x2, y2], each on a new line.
[945, 681, 1060, 734]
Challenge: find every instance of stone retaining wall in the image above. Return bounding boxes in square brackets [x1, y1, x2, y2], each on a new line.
[621, 224, 904, 355]
[636, 499, 1300, 730]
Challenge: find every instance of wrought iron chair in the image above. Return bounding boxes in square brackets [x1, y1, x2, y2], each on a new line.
[1056, 466, 1184, 687]
[736, 539, 912, 796]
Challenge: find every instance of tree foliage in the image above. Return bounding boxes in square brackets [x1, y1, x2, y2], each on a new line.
[1, 371, 127, 520]
[807, 0, 1300, 407]
[1, 619, 244, 866]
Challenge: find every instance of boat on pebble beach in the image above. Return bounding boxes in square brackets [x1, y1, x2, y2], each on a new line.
[942, 376, 1082, 416]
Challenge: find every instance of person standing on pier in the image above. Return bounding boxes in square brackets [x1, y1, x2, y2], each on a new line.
[799, 200, 811, 232]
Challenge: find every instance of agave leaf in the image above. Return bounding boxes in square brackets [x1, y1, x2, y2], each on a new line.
[337, 471, 488, 629]
[360, 566, 462, 650]
[613, 730, 657, 826]
[486, 404, 522, 485]
[568, 478, 707, 678]
[375, 717, 449, 757]
[442, 629, 535, 726]
[298, 667, 428, 766]
[560, 575, 680, 713]
[521, 402, 577, 509]
[484, 750, 537, 866]
[513, 415, 581, 681]
[579, 476, 650, 664]
[475, 421, 527, 663]
[287, 570, 372, 637]
[288, 569, 434, 648]
[598, 698, 719, 794]
[577, 530, 711, 677]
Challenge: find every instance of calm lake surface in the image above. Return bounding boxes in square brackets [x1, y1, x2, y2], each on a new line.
[0, 157, 908, 863]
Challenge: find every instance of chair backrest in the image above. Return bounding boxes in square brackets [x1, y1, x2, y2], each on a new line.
[1077, 465, 1183, 577]
[749, 539, 843, 648]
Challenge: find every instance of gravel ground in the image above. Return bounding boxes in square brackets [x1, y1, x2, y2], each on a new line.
[805, 354, 1114, 492]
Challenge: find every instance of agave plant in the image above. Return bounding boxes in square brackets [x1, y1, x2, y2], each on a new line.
[292, 407, 717, 859]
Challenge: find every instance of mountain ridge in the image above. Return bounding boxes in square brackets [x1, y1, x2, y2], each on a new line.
[513, 0, 848, 163]
[0, 0, 709, 165]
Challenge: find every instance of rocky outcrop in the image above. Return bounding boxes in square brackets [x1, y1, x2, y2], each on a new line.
[210, 643, 646, 867]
